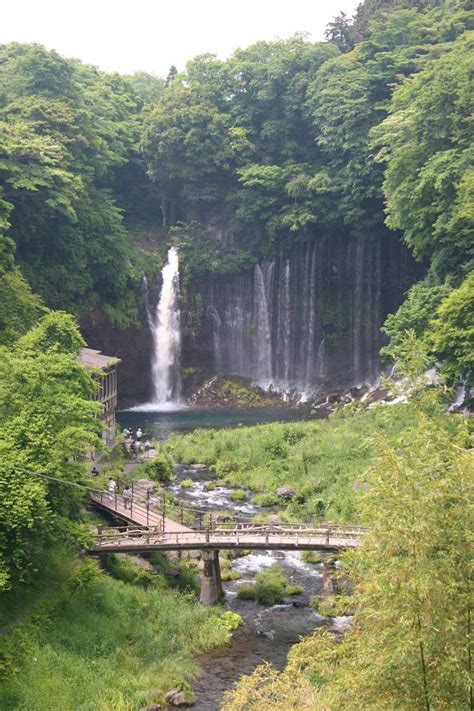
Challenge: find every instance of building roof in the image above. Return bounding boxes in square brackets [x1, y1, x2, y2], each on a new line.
[78, 348, 121, 370]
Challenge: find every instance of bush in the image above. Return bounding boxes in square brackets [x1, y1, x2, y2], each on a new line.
[236, 584, 257, 601]
[237, 567, 305, 605]
[230, 489, 246, 501]
[136, 452, 174, 482]
[302, 551, 322, 564]
[286, 584, 304, 596]
[181, 479, 193, 488]
[105, 554, 163, 589]
[254, 567, 287, 605]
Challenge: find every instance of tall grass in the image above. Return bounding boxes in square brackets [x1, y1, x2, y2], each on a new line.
[165, 405, 417, 523]
[0, 556, 233, 710]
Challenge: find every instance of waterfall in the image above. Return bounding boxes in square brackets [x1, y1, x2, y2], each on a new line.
[254, 264, 272, 383]
[195, 235, 419, 399]
[147, 247, 183, 409]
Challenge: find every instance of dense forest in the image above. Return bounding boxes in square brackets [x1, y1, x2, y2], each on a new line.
[0, 0, 473, 708]
[0, 0, 472, 378]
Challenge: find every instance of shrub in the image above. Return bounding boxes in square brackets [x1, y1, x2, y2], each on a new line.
[302, 551, 322, 564]
[286, 584, 304, 596]
[230, 489, 246, 501]
[181, 479, 193, 488]
[236, 584, 257, 601]
[137, 452, 174, 482]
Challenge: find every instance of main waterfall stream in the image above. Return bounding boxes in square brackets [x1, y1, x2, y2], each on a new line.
[137, 247, 183, 410]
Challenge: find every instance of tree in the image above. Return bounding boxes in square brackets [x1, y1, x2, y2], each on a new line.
[429, 272, 474, 385]
[0, 43, 145, 315]
[223, 343, 473, 709]
[381, 277, 453, 362]
[325, 12, 355, 52]
[372, 32, 474, 277]
[0, 235, 44, 345]
[0, 312, 101, 590]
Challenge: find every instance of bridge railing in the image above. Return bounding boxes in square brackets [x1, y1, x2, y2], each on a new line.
[92, 522, 365, 549]
[88, 486, 250, 530]
[88, 488, 164, 529]
[88, 486, 365, 541]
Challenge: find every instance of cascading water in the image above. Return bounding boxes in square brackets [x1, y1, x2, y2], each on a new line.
[188, 236, 420, 398]
[145, 247, 183, 409]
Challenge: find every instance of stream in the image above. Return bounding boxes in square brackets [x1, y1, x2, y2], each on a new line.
[170, 464, 349, 710]
[117, 409, 347, 710]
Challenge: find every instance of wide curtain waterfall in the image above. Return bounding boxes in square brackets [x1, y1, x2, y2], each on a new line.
[146, 247, 182, 407]
[185, 236, 418, 397]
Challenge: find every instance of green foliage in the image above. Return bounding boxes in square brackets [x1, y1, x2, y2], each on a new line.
[382, 273, 474, 384]
[223, 365, 473, 710]
[229, 489, 246, 501]
[236, 566, 301, 606]
[251, 493, 280, 507]
[0, 312, 101, 590]
[429, 272, 474, 384]
[0, 235, 44, 345]
[166, 407, 417, 523]
[0, 555, 232, 710]
[301, 551, 322, 565]
[372, 30, 474, 277]
[0, 43, 160, 321]
[133, 451, 174, 482]
[381, 277, 453, 360]
[236, 584, 257, 601]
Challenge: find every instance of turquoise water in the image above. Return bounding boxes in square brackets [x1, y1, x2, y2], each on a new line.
[117, 406, 316, 441]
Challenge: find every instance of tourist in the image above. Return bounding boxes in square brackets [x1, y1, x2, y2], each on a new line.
[91, 465, 99, 477]
[136, 427, 143, 442]
[123, 485, 132, 510]
[144, 440, 151, 457]
[122, 426, 129, 439]
[107, 478, 116, 501]
[128, 427, 133, 439]
[130, 441, 136, 457]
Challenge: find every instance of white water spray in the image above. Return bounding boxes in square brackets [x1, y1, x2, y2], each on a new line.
[146, 247, 183, 409]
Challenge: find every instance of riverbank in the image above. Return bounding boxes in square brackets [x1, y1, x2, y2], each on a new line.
[165, 403, 417, 523]
[0, 549, 237, 710]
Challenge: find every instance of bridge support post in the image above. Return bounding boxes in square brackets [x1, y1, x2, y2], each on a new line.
[199, 550, 222, 606]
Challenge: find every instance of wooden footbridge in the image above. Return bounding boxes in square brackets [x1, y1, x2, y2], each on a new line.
[88, 487, 365, 605]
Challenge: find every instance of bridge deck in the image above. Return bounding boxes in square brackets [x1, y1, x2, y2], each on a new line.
[89, 490, 191, 534]
[88, 489, 364, 554]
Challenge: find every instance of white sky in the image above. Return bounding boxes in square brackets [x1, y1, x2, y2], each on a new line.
[1, 0, 361, 77]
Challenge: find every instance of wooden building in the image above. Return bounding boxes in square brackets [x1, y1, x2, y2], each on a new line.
[79, 348, 121, 445]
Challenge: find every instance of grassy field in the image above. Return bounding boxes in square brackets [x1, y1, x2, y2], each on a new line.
[0, 552, 237, 711]
[165, 404, 417, 523]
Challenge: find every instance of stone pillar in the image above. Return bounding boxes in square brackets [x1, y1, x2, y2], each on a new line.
[199, 550, 223, 606]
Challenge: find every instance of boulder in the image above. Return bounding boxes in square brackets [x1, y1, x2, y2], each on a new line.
[276, 486, 296, 500]
[140, 705, 161, 711]
[191, 463, 207, 470]
[165, 689, 180, 702]
[172, 692, 186, 706]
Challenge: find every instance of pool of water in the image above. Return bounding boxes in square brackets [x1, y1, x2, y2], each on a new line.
[117, 406, 318, 442]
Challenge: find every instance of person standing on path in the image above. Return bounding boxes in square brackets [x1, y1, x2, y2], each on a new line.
[144, 440, 151, 458]
[123, 485, 132, 510]
[136, 427, 143, 442]
[108, 478, 116, 501]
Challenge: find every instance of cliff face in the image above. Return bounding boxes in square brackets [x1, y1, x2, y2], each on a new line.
[79, 308, 154, 406]
[81, 235, 422, 405]
[182, 235, 422, 397]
